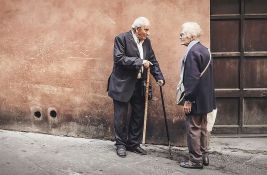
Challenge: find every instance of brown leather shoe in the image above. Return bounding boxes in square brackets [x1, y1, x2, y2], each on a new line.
[127, 146, 147, 155]
[180, 160, 203, 169]
[116, 146, 126, 158]
[203, 154, 209, 166]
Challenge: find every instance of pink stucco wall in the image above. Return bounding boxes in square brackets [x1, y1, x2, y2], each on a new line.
[0, 0, 209, 145]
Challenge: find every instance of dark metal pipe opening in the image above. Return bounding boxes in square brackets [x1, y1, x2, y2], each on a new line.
[50, 110, 57, 118]
[34, 111, 42, 118]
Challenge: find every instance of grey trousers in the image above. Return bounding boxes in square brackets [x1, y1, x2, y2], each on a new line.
[186, 114, 208, 163]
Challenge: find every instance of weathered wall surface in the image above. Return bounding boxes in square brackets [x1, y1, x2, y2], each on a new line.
[0, 0, 209, 146]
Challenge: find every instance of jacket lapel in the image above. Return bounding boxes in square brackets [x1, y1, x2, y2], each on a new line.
[127, 31, 140, 57]
[142, 41, 147, 60]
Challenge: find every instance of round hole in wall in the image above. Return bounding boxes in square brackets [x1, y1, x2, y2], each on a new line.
[50, 110, 57, 118]
[34, 111, 42, 118]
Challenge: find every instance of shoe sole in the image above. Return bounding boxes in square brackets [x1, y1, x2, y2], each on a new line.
[134, 151, 147, 155]
[130, 150, 147, 155]
[117, 153, 126, 158]
[180, 165, 203, 169]
[127, 149, 147, 155]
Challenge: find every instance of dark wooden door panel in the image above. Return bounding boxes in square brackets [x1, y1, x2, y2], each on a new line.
[214, 58, 239, 88]
[211, 20, 240, 52]
[244, 98, 267, 125]
[211, 0, 240, 15]
[215, 98, 239, 125]
[245, 0, 267, 14]
[244, 19, 267, 51]
[243, 58, 267, 88]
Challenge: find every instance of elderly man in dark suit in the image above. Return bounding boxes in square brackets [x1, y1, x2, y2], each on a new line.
[178, 22, 216, 169]
[107, 17, 165, 157]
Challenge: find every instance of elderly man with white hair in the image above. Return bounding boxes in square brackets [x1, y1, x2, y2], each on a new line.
[178, 22, 216, 169]
[107, 17, 165, 157]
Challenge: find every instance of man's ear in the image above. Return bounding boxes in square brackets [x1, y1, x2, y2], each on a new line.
[133, 28, 138, 33]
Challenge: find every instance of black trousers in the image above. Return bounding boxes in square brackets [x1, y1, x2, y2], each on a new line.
[113, 80, 145, 148]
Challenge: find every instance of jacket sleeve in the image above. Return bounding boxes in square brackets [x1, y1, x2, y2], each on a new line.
[183, 50, 201, 102]
[113, 36, 143, 70]
[147, 40, 164, 81]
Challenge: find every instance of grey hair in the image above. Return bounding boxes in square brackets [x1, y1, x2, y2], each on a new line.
[131, 17, 150, 29]
[181, 22, 202, 38]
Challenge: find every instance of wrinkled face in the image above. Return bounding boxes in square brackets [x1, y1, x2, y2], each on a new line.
[179, 32, 192, 46]
[136, 26, 150, 41]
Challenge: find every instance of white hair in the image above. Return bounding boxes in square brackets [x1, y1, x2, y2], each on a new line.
[181, 22, 202, 38]
[131, 17, 150, 29]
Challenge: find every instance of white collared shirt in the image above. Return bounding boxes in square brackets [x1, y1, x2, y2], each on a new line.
[131, 30, 144, 60]
[132, 30, 144, 79]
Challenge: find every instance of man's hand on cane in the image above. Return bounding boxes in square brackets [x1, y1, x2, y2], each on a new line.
[157, 80, 165, 86]
[143, 60, 164, 86]
[184, 101, 192, 114]
[143, 60, 153, 68]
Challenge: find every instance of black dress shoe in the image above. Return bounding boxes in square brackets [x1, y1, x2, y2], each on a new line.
[180, 161, 203, 169]
[116, 146, 126, 158]
[127, 146, 147, 155]
[203, 154, 209, 166]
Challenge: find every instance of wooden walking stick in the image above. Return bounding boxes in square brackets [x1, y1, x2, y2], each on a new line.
[142, 66, 150, 144]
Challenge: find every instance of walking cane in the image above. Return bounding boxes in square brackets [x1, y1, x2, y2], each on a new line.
[142, 66, 150, 145]
[160, 86, 172, 158]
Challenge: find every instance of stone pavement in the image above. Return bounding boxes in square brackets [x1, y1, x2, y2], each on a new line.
[0, 129, 266, 175]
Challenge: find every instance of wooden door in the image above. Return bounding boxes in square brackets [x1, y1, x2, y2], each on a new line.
[211, 0, 267, 134]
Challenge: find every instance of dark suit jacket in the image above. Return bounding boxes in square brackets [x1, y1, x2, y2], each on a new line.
[107, 31, 164, 102]
[183, 42, 216, 114]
